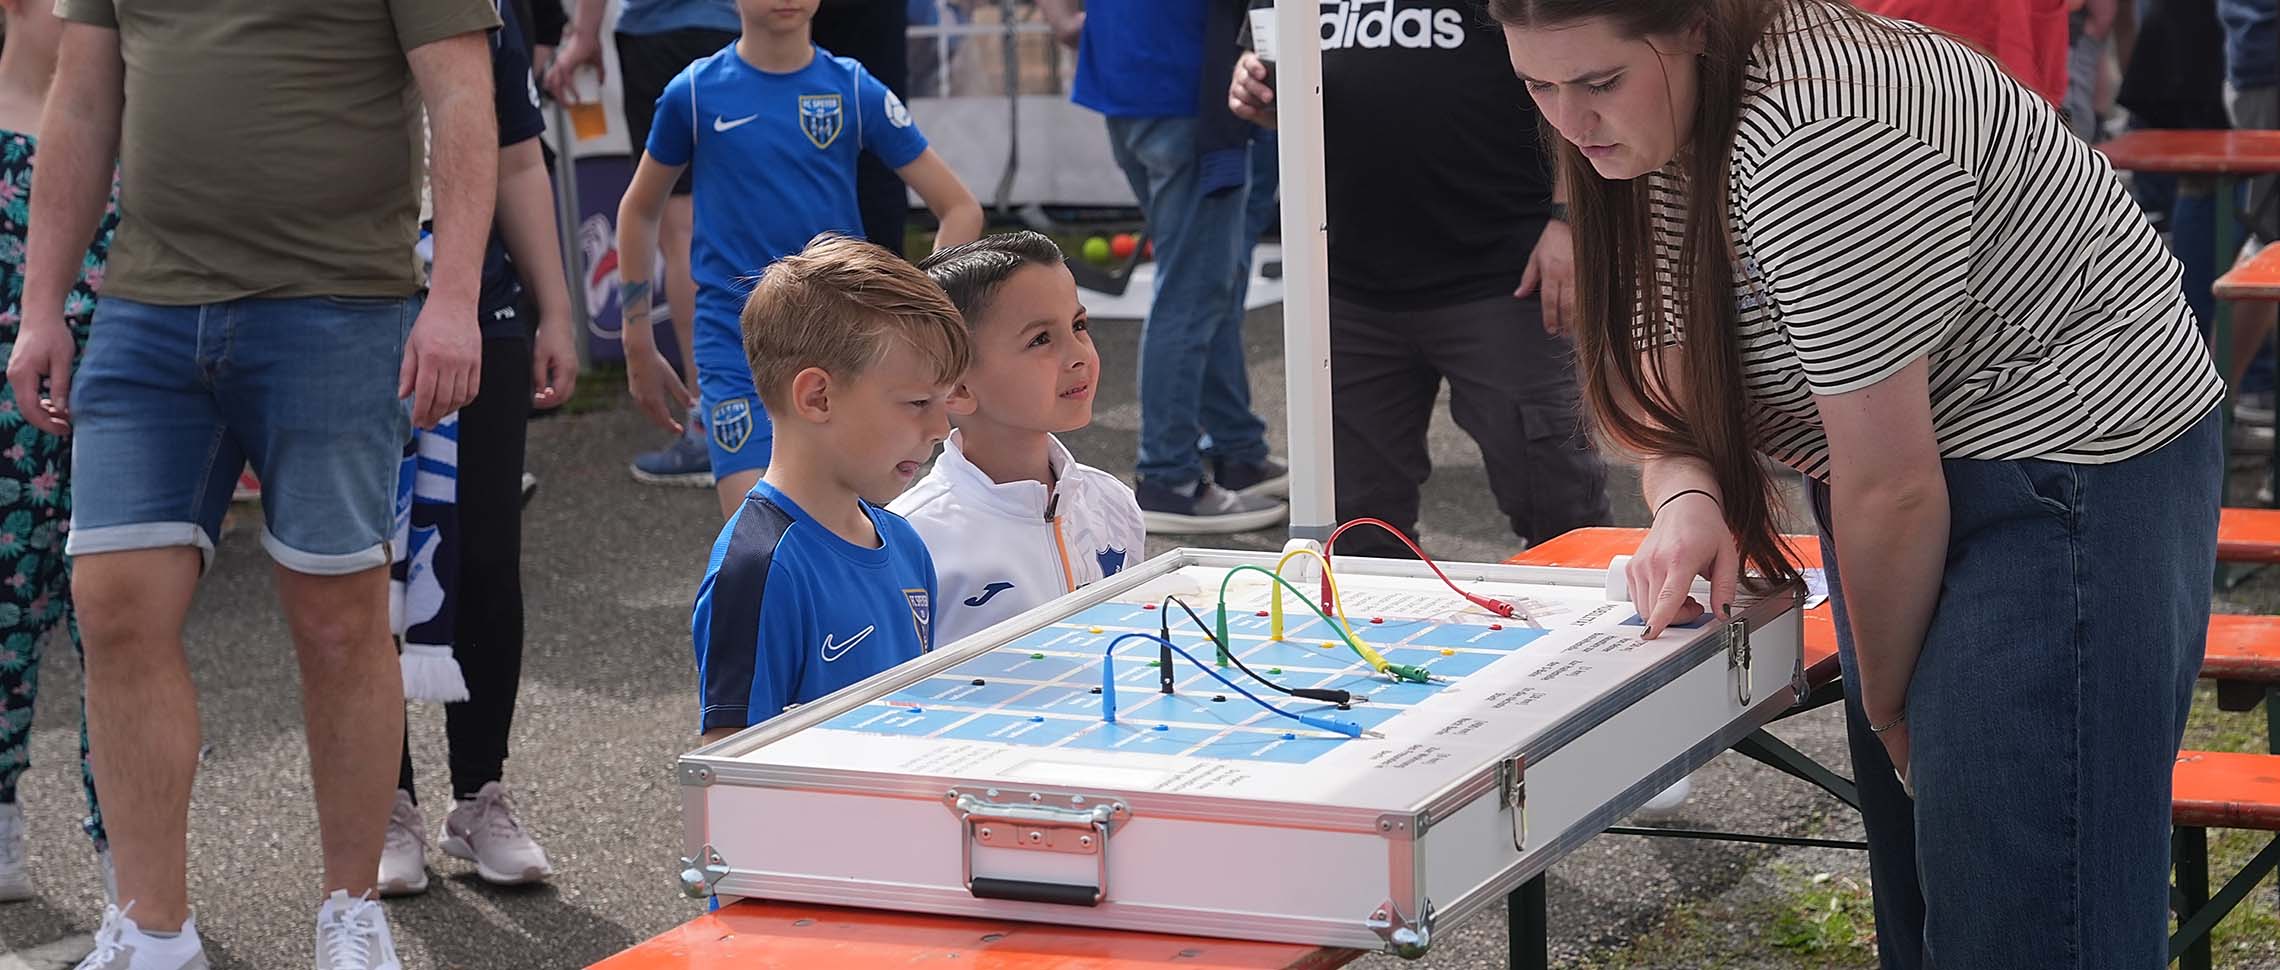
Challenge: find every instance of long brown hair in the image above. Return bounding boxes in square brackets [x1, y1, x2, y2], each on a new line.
[1489, 0, 1798, 590]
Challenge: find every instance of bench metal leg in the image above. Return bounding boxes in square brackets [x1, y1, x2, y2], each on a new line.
[2267, 686, 2279, 755]
[1507, 875, 1547, 970]
[2173, 828, 2280, 968]
[2173, 827, 2214, 970]
[1733, 729, 1861, 811]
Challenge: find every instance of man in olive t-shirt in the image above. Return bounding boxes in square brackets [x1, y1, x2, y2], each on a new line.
[6, 0, 499, 964]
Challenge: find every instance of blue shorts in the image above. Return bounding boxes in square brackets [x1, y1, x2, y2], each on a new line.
[67, 295, 415, 575]
[694, 309, 772, 478]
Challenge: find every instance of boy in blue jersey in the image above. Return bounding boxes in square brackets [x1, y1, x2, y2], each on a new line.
[691, 235, 971, 740]
[616, 0, 984, 521]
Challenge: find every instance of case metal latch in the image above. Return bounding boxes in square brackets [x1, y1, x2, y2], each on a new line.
[1497, 755, 1527, 852]
[1725, 617, 1752, 707]
[676, 844, 728, 899]
[945, 787, 1127, 907]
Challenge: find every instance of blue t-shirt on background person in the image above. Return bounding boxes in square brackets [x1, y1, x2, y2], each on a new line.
[1071, 0, 1206, 118]
[691, 480, 939, 732]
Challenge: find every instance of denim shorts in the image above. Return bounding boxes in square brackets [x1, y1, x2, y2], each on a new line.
[67, 294, 416, 574]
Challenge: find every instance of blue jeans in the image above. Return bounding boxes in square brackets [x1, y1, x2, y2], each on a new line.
[1811, 408, 2220, 969]
[69, 295, 416, 574]
[1105, 115, 1269, 487]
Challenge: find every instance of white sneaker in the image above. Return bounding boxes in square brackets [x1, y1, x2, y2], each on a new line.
[0, 800, 30, 901]
[377, 791, 428, 897]
[74, 904, 210, 970]
[315, 890, 402, 970]
[440, 782, 553, 886]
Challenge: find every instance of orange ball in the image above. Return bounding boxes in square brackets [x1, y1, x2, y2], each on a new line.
[1110, 233, 1139, 259]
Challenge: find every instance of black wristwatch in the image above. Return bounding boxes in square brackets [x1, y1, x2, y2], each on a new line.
[1547, 202, 1570, 223]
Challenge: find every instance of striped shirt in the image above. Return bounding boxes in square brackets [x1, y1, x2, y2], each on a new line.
[1648, 0, 2224, 479]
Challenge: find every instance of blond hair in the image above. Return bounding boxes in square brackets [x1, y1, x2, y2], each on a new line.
[741, 234, 971, 410]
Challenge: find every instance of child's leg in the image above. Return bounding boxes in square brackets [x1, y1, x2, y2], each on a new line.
[714, 470, 763, 521]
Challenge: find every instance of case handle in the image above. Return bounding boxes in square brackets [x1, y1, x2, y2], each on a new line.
[949, 789, 1127, 907]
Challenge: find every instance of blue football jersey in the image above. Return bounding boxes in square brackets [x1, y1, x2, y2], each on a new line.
[691, 480, 938, 732]
[646, 44, 930, 314]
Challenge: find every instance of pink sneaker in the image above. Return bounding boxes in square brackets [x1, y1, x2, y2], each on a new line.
[439, 783, 553, 886]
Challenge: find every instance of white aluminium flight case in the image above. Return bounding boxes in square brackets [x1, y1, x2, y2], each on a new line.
[674, 548, 1804, 958]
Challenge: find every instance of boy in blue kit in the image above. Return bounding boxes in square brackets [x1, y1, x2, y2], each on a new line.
[617, 0, 984, 520]
[691, 235, 971, 740]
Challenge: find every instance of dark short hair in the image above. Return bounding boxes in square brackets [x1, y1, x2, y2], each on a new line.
[914, 230, 1068, 328]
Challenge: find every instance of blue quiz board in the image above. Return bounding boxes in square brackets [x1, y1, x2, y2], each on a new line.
[820, 600, 1552, 764]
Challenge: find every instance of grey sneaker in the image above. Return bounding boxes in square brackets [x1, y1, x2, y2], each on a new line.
[376, 791, 428, 897]
[74, 904, 210, 970]
[1136, 480, 1288, 535]
[314, 890, 401, 970]
[0, 800, 29, 901]
[439, 782, 553, 886]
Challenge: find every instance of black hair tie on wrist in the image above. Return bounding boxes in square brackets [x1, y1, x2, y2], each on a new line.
[1655, 488, 1718, 515]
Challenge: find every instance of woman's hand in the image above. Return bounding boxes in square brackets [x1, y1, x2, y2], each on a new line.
[1629, 491, 1740, 638]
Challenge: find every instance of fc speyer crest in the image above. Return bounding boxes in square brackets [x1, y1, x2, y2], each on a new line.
[710, 398, 756, 454]
[905, 588, 932, 652]
[799, 94, 844, 149]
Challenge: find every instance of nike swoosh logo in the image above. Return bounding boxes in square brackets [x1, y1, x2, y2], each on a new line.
[964, 582, 1016, 608]
[820, 625, 875, 663]
[713, 114, 758, 132]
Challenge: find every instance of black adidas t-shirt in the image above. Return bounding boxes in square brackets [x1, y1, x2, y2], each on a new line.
[1313, 0, 1554, 310]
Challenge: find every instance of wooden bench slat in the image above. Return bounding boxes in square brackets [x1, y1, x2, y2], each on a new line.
[2218, 243, 2280, 301]
[2175, 750, 2280, 830]
[2221, 508, 2280, 564]
[588, 899, 1362, 970]
[2099, 129, 2280, 176]
[2206, 613, 2280, 682]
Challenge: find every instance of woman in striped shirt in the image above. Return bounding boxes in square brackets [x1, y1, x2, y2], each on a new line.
[1494, 0, 2224, 963]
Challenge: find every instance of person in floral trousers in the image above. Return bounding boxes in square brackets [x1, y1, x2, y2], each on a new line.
[0, 0, 120, 903]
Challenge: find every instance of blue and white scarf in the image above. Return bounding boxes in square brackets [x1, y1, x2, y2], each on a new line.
[389, 415, 467, 704]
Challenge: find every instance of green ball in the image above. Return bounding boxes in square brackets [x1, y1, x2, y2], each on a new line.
[1082, 236, 1112, 264]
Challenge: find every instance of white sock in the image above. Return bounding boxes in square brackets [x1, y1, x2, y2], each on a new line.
[117, 910, 201, 952]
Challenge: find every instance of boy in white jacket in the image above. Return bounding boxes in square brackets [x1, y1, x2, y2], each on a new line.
[891, 232, 1147, 647]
